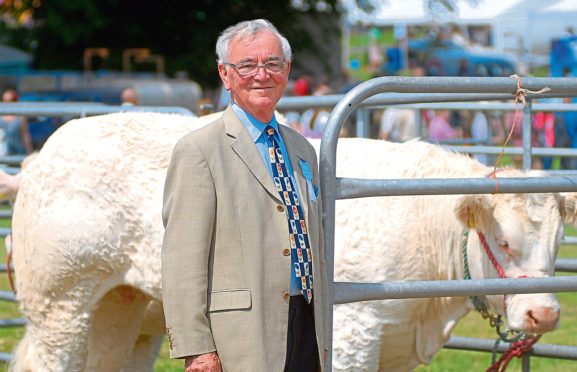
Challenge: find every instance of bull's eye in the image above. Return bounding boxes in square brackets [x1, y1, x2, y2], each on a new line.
[496, 238, 509, 249]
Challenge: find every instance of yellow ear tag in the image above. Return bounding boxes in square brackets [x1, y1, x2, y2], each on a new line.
[468, 210, 476, 228]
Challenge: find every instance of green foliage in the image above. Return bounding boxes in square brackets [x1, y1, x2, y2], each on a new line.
[1, 0, 341, 89]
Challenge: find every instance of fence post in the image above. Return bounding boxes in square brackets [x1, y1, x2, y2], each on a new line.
[522, 100, 533, 171]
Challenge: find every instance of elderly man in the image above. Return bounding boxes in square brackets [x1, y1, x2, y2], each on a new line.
[162, 19, 328, 372]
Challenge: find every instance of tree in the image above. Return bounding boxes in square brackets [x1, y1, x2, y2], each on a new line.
[1, 0, 341, 89]
[0, 0, 479, 90]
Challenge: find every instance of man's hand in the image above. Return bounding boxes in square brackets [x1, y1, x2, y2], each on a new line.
[185, 352, 222, 372]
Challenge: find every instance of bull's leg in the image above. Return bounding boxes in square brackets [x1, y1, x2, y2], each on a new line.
[10, 288, 99, 372]
[121, 334, 164, 372]
[121, 299, 166, 371]
[332, 302, 382, 372]
[85, 285, 149, 371]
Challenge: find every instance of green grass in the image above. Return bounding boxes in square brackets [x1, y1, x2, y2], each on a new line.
[0, 213, 574, 371]
[0, 209, 24, 372]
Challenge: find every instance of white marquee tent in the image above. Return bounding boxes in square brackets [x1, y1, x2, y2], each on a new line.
[343, 0, 577, 62]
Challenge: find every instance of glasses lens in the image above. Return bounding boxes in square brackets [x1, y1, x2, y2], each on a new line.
[237, 64, 257, 76]
[264, 62, 284, 73]
[232, 61, 284, 76]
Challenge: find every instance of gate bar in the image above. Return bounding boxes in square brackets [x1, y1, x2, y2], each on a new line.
[445, 336, 577, 360]
[277, 92, 571, 110]
[0, 102, 194, 117]
[336, 176, 577, 199]
[334, 276, 577, 305]
[445, 145, 577, 157]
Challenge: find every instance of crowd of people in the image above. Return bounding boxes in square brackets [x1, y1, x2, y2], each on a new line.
[374, 101, 577, 170]
[228, 64, 575, 171]
[0, 89, 34, 156]
[0, 86, 141, 156]
[4, 64, 577, 172]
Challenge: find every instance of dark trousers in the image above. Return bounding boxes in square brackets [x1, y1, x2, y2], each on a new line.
[284, 295, 320, 372]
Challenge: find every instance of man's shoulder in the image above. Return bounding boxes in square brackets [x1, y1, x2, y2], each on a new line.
[280, 123, 307, 141]
[178, 113, 226, 144]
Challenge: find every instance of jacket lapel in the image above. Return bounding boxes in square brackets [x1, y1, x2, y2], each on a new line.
[225, 107, 282, 203]
[279, 125, 311, 222]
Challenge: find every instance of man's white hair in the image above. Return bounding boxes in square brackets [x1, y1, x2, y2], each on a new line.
[216, 19, 292, 64]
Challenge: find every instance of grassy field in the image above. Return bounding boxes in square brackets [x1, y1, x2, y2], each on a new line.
[0, 217, 574, 371]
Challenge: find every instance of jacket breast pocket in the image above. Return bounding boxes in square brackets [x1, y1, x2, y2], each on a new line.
[207, 289, 252, 312]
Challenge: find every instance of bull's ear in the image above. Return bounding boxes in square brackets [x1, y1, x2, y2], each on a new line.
[559, 193, 577, 225]
[454, 194, 493, 230]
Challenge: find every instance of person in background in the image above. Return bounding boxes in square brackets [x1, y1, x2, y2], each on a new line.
[292, 76, 311, 97]
[280, 75, 311, 134]
[300, 83, 331, 139]
[161, 19, 327, 372]
[120, 87, 139, 106]
[0, 89, 34, 155]
[428, 109, 455, 142]
[196, 97, 215, 116]
[377, 107, 417, 142]
[561, 96, 577, 169]
[470, 110, 489, 164]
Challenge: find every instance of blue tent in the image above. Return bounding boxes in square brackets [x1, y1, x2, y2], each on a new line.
[550, 35, 577, 77]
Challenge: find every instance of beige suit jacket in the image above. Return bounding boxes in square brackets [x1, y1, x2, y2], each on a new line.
[162, 106, 328, 371]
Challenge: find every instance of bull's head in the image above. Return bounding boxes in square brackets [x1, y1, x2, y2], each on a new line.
[453, 171, 576, 335]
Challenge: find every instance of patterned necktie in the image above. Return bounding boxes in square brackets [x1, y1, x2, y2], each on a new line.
[264, 126, 313, 303]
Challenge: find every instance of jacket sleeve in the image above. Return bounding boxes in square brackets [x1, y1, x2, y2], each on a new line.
[161, 134, 217, 358]
[311, 147, 330, 360]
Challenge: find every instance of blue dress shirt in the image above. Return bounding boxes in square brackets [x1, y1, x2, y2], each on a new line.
[232, 103, 303, 295]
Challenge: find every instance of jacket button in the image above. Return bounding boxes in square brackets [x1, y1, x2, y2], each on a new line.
[282, 248, 290, 256]
[277, 205, 285, 212]
[282, 291, 290, 300]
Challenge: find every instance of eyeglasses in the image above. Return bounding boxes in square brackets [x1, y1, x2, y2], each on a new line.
[224, 60, 286, 77]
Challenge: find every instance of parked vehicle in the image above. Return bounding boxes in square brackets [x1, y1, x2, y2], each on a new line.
[407, 38, 516, 77]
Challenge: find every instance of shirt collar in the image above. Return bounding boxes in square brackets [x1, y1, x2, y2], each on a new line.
[232, 102, 279, 142]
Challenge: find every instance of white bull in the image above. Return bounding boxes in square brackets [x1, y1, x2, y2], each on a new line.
[9, 112, 217, 371]
[8, 112, 575, 371]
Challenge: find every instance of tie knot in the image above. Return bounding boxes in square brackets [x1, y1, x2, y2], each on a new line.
[265, 126, 276, 138]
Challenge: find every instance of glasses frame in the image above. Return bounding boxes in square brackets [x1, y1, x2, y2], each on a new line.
[222, 60, 286, 78]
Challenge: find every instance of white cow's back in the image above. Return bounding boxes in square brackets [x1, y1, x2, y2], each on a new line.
[15, 113, 197, 300]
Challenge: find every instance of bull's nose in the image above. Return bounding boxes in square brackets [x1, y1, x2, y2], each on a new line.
[526, 307, 560, 334]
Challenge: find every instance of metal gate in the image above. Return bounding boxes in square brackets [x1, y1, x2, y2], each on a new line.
[318, 76, 577, 371]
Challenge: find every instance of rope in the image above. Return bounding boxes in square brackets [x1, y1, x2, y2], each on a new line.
[5, 234, 15, 294]
[462, 229, 537, 371]
[487, 335, 541, 372]
[478, 75, 548, 370]
[477, 232, 506, 279]
[489, 75, 551, 194]
[462, 230, 503, 326]
[510, 74, 551, 106]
